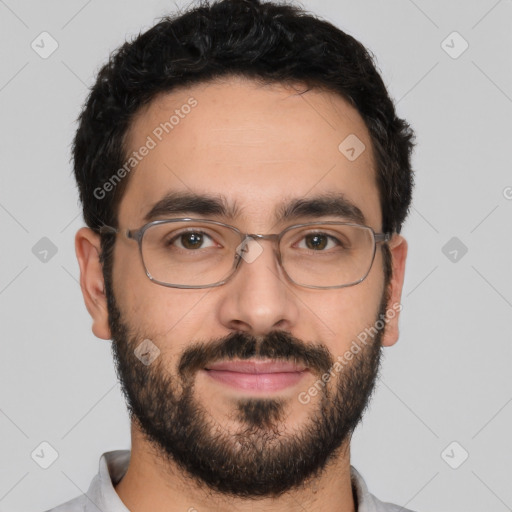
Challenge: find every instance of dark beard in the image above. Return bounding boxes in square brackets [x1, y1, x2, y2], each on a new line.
[106, 284, 388, 498]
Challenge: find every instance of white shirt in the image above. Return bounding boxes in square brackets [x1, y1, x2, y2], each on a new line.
[45, 450, 415, 512]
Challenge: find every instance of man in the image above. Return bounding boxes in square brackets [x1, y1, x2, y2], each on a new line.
[48, 0, 416, 510]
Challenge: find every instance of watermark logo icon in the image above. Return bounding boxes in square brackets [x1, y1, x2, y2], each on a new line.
[441, 31, 469, 59]
[236, 239, 264, 264]
[338, 134, 366, 162]
[134, 339, 160, 365]
[31, 441, 59, 469]
[442, 237, 468, 263]
[32, 237, 58, 263]
[441, 441, 469, 469]
[31, 32, 59, 59]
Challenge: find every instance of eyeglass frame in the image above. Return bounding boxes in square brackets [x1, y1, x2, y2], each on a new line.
[99, 218, 392, 290]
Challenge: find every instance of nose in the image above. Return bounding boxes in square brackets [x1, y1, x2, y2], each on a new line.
[216, 237, 300, 336]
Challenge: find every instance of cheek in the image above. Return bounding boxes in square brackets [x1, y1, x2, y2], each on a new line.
[113, 253, 215, 352]
[314, 268, 384, 355]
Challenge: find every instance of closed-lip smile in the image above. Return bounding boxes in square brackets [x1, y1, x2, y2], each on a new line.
[203, 359, 309, 392]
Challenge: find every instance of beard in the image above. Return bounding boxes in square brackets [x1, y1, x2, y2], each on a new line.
[106, 279, 389, 498]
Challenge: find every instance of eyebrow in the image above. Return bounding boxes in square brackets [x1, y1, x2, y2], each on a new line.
[143, 191, 366, 226]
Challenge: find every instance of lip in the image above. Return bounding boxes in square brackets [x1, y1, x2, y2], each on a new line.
[205, 360, 307, 373]
[203, 359, 308, 392]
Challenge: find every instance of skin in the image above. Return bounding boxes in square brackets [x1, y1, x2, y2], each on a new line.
[75, 76, 408, 512]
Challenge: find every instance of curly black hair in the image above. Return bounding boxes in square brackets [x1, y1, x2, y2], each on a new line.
[73, 0, 415, 285]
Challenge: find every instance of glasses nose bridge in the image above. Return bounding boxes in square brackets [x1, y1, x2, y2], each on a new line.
[246, 232, 280, 241]
[244, 232, 281, 251]
[238, 232, 282, 265]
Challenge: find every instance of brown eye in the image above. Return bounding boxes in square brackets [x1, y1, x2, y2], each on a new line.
[304, 234, 328, 250]
[180, 232, 205, 249]
[167, 231, 216, 250]
[297, 233, 341, 251]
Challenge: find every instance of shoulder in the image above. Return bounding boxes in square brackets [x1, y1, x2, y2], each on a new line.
[43, 493, 88, 512]
[350, 465, 417, 512]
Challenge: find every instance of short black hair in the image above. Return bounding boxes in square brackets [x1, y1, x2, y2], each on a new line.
[73, 0, 415, 286]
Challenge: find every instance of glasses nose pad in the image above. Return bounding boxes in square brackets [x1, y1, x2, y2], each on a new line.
[234, 236, 265, 265]
[234, 236, 249, 264]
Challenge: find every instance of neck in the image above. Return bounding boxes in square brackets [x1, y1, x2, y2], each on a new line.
[114, 425, 356, 512]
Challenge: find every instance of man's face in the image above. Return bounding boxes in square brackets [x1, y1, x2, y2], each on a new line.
[95, 77, 402, 497]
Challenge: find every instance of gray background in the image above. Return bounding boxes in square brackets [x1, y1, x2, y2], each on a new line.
[1, 0, 511, 511]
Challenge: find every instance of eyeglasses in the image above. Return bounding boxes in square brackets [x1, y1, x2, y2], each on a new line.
[99, 218, 391, 289]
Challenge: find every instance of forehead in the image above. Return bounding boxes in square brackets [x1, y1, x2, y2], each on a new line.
[119, 76, 381, 230]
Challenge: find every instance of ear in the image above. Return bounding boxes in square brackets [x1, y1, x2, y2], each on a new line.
[380, 234, 408, 347]
[75, 227, 111, 340]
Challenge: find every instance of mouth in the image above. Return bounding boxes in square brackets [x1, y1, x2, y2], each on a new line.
[203, 359, 309, 392]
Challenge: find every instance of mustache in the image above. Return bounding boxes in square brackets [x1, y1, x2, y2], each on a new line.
[178, 330, 334, 379]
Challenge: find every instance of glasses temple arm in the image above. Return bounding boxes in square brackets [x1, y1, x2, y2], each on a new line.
[375, 232, 393, 243]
